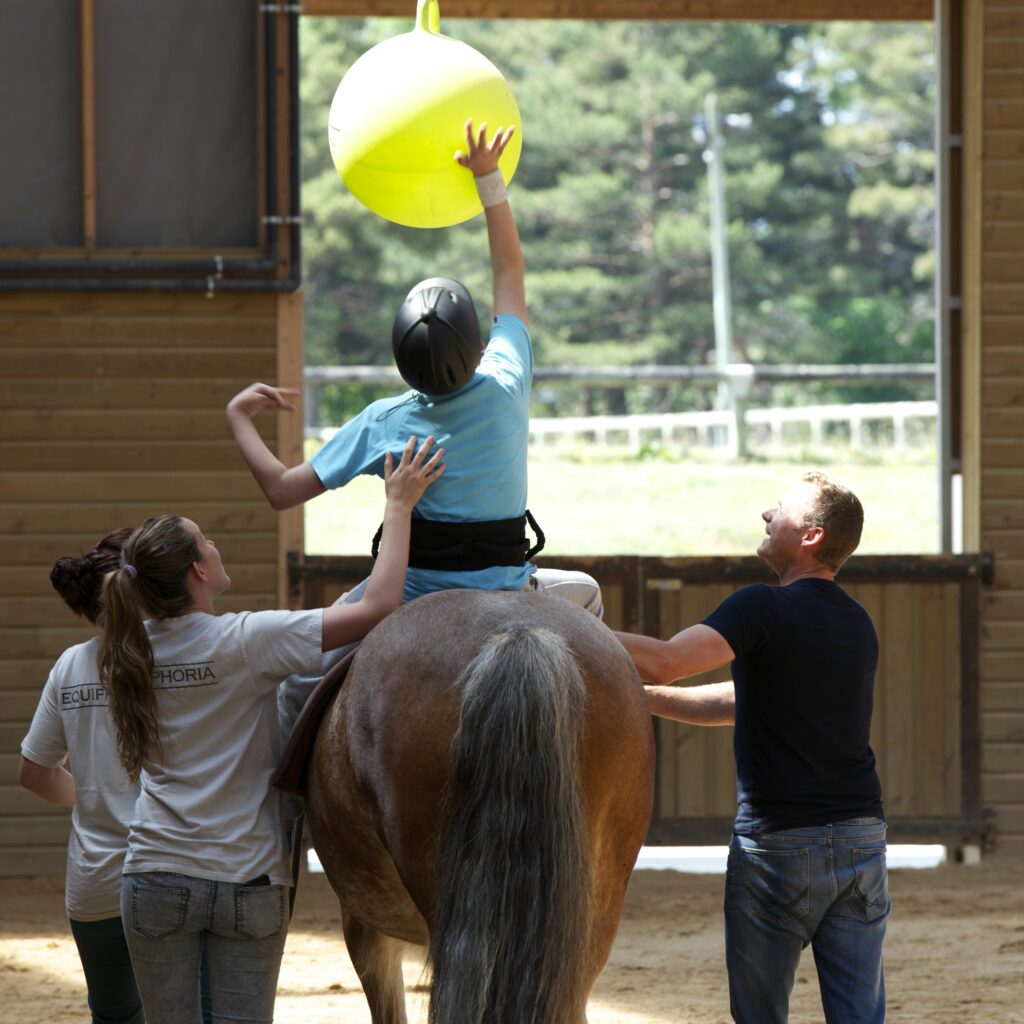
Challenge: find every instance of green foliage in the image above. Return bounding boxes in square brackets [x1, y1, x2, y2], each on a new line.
[299, 17, 935, 417]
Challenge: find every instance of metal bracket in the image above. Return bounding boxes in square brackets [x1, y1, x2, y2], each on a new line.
[262, 214, 304, 226]
[259, 4, 303, 12]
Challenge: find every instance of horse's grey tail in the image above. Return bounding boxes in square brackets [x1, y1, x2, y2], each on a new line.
[428, 624, 592, 1024]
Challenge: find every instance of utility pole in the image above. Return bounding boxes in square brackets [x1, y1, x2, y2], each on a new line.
[704, 93, 734, 417]
[703, 92, 751, 457]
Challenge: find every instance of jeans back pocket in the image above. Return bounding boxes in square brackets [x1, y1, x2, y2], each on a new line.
[128, 878, 190, 940]
[740, 847, 810, 924]
[851, 846, 891, 923]
[234, 883, 286, 940]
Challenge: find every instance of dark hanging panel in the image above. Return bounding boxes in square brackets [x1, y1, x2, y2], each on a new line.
[0, 0, 260, 252]
[0, 2, 84, 247]
[93, 0, 259, 248]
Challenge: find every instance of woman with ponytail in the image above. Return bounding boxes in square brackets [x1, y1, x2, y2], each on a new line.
[21, 527, 152, 1024]
[30, 434, 443, 1024]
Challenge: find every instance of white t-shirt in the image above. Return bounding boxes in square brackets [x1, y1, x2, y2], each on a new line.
[21, 637, 139, 921]
[124, 609, 323, 887]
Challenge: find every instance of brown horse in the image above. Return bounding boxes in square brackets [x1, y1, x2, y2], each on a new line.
[304, 588, 655, 1024]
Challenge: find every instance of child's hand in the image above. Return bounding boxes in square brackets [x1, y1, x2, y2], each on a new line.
[454, 119, 515, 178]
[384, 435, 445, 511]
[227, 383, 300, 419]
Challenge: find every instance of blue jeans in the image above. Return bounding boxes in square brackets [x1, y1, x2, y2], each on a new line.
[69, 916, 144, 1024]
[121, 872, 289, 1024]
[724, 818, 890, 1024]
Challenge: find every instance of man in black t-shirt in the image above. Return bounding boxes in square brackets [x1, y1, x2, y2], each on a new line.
[616, 471, 889, 1024]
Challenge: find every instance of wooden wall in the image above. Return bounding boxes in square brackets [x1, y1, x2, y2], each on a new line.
[0, 291, 303, 874]
[647, 573, 974, 843]
[294, 554, 989, 847]
[962, 0, 1024, 859]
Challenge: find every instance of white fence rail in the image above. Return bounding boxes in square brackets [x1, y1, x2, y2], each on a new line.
[308, 400, 936, 451]
[528, 401, 937, 450]
[304, 364, 936, 453]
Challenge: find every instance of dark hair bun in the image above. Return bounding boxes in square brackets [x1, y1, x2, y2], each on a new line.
[50, 527, 132, 624]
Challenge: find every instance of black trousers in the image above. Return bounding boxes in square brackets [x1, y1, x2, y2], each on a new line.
[70, 915, 213, 1024]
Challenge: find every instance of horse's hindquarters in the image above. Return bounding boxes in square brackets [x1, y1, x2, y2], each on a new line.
[305, 589, 656, 1024]
[306, 689, 430, 948]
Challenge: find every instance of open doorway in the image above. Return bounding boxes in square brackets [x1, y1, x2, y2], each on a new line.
[297, 15, 940, 560]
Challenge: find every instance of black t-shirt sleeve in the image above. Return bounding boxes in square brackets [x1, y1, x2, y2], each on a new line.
[701, 584, 775, 659]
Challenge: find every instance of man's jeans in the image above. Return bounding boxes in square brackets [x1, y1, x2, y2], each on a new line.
[121, 872, 289, 1024]
[724, 818, 890, 1024]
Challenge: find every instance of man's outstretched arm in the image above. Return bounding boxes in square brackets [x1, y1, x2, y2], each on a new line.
[645, 681, 735, 726]
[615, 622, 734, 686]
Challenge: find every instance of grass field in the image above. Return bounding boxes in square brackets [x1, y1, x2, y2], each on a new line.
[304, 442, 940, 557]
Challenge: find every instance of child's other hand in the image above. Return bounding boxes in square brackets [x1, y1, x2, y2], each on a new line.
[227, 383, 300, 419]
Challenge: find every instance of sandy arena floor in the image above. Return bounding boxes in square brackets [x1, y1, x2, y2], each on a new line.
[2, 858, 1022, 1023]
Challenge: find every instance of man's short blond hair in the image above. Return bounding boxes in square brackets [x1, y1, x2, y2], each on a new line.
[801, 471, 864, 572]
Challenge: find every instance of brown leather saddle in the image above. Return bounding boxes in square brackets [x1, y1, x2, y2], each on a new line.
[271, 647, 358, 797]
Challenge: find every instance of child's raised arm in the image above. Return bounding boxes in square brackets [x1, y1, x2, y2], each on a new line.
[226, 382, 326, 510]
[456, 119, 527, 325]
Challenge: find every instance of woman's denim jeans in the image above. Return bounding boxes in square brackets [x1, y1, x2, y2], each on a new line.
[121, 871, 289, 1024]
[724, 818, 890, 1024]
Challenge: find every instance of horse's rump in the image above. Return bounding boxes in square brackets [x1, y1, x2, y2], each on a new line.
[306, 589, 655, 1024]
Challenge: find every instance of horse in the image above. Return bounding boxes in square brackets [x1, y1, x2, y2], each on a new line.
[303, 587, 656, 1024]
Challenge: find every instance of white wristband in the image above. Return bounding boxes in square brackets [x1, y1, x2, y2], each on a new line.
[474, 168, 509, 208]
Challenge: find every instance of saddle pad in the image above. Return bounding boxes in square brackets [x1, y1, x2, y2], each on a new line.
[271, 647, 358, 796]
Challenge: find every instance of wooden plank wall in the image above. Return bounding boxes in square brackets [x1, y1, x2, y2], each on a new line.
[648, 578, 966, 840]
[0, 291, 298, 875]
[294, 555, 983, 845]
[964, 0, 1024, 860]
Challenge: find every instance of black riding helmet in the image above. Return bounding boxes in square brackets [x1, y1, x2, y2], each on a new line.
[392, 277, 482, 396]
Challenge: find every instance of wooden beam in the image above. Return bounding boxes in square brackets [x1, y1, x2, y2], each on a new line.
[277, 291, 305, 608]
[960, 0, 983, 553]
[302, 0, 933, 20]
[274, 10, 295, 278]
[81, 0, 97, 250]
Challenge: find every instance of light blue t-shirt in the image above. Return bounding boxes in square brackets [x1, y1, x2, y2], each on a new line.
[311, 314, 536, 600]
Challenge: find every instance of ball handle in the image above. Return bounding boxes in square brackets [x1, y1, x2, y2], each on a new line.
[416, 0, 441, 34]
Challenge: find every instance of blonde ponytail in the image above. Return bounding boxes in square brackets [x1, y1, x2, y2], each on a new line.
[97, 515, 198, 782]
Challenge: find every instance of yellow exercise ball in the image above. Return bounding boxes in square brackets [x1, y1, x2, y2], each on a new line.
[327, 0, 522, 229]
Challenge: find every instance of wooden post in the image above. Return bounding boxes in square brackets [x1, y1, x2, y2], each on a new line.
[277, 291, 305, 609]
[81, 0, 97, 250]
